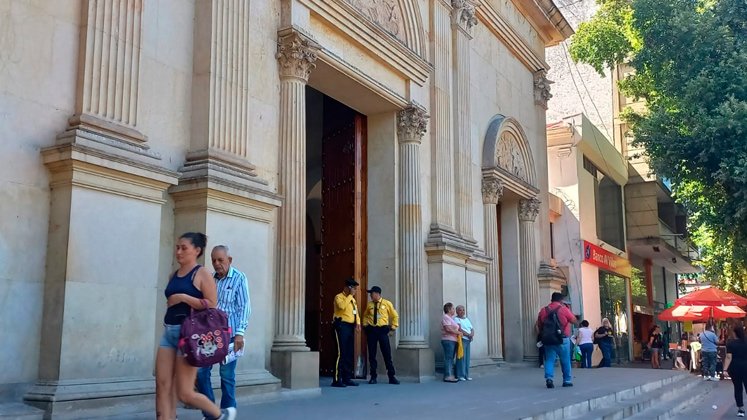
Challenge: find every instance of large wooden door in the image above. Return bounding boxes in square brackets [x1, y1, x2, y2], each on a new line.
[318, 96, 367, 376]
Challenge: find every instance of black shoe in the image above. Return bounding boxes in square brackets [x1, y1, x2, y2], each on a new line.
[331, 381, 347, 388]
[389, 377, 400, 385]
[368, 377, 377, 384]
[546, 379, 554, 389]
[562, 382, 573, 387]
[343, 380, 359, 387]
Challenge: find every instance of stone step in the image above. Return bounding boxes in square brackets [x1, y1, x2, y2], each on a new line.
[521, 371, 694, 420]
[570, 375, 716, 420]
[0, 402, 44, 419]
[627, 377, 720, 419]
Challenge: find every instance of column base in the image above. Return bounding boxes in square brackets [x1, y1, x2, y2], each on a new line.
[395, 348, 434, 382]
[201, 369, 282, 404]
[24, 377, 154, 419]
[270, 351, 319, 389]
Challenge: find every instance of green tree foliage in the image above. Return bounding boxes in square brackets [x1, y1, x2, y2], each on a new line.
[570, 0, 747, 292]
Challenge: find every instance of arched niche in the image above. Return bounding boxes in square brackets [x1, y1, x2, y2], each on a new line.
[482, 115, 539, 198]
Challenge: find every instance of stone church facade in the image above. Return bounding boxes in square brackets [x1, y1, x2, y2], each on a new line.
[0, 0, 571, 416]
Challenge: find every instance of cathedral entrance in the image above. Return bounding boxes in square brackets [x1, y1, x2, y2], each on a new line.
[304, 88, 368, 377]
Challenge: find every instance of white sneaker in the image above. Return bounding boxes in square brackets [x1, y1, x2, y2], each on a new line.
[737, 409, 745, 417]
[458, 377, 467, 381]
[466, 377, 473, 381]
[712, 376, 720, 381]
[219, 407, 237, 420]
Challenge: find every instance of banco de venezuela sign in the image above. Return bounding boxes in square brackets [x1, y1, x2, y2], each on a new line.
[582, 240, 631, 278]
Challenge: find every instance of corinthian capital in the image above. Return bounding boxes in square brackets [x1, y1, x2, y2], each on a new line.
[533, 69, 553, 109]
[397, 104, 429, 143]
[452, 0, 478, 33]
[518, 197, 541, 222]
[482, 177, 504, 204]
[276, 29, 320, 82]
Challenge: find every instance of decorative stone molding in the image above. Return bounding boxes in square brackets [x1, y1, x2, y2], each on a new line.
[519, 197, 541, 222]
[397, 104, 429, 142]
[481, 177, 504, 204]
[277, 29, 320, 82]
[451, 0, 478, 32]
[533, 69, 553, 109]
[348, 0, 406, 42]
[496, 132, 529, 184]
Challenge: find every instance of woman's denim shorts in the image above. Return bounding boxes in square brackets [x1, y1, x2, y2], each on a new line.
[159, 324, 182, 353]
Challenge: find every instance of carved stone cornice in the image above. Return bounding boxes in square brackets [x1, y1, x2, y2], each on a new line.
[533, 69, 553, 109]
[397, 104, 429, 143]
[276, 29, 321, 82]
[518, 197, 541, 222]
[451, 0, 478, 33]
[481, 177, 504, 204]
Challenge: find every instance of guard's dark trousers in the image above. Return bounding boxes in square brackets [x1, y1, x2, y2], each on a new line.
[365, 326, 396, 379]
[334, 320, 355, 383]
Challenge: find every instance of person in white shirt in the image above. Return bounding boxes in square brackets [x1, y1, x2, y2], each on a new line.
[455, 305, 475, 381]
[574, 320, 595, 368]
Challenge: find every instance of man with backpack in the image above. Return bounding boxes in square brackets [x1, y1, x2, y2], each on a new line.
[536, 292, 578, 389]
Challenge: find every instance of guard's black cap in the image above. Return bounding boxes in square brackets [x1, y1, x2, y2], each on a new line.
[367, 286, 382, 294]
[345, 278, 359, 287]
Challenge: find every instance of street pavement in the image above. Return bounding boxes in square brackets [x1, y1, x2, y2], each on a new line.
[102, 365, 712, 420]
[675, 378, 743, 419]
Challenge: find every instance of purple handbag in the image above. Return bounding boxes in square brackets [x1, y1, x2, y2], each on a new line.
[179, 299, 232, 367]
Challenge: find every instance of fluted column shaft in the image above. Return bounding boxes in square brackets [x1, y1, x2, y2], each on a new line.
[397, 105, 429, 348]
[519, 198, 541, 361]
[482, 177, 504, 359]
[429, 0, 455, 231]
[273, 30, 319, 351]
[452, 0, 477, 241]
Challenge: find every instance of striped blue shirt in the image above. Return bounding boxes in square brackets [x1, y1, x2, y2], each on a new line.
[214, 266, 251, 337]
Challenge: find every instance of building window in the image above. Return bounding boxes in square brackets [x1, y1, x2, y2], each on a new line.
[550, 222, 555, 259]
[584, 155, 626, 251]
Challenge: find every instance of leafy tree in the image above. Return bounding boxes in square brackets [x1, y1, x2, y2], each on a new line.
[570, 0, 747, 293]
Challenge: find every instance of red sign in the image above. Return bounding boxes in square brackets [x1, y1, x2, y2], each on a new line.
[582, 240, 631, 277]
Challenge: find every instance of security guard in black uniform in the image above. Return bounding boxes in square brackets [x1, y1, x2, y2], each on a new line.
[363, 286, 400, 384]
[331, 278, 361, 387]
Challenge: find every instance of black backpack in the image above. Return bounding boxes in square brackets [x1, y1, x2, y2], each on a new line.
[540, 306, 564, 346]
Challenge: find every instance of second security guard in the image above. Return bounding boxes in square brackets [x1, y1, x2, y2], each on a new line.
[363, 286, 400, 384]
[332, 278, 361, 388]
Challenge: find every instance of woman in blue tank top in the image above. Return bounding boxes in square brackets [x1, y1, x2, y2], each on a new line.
[154, 232, 236, 420]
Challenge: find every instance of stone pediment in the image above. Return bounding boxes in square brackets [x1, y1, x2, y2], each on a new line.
[347, 0, 406, 44]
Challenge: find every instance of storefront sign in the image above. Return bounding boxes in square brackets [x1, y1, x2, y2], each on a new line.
[582, 240, 632, 277]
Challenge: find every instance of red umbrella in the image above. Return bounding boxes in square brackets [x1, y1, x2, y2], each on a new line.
[658, 305, 703, 321]
[675, 287, 747, 307]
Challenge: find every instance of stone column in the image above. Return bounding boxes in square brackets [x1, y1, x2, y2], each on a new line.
[482, 176, 504, 360]
[270, 28, 320, 389]
[427, 0, 455, 240]
[519, 197, 541, 361]
[452, 0, 478, 243]
[397, 104, 429, 348]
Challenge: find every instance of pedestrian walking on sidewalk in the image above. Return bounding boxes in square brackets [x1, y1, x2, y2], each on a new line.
[155, 232, 237, 420]
[455, 305, 475, 381]
[536, 293, 578, 388]
[648, 326, 663, 369]
[595, 318, 614, 368]
[700, 323, 720, 381]
[723, 322, 747, 417]
[196, 246, 251, 417]
[331, 278, 361, 388]
[441, 303, 461, 383]
[362, 286, 400, 385]
[574, 320, 594, 368]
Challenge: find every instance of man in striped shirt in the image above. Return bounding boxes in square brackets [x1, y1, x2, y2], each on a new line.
[196, 245, 251, 416]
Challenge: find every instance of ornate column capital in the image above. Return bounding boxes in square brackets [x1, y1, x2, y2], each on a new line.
[276, 29, 320, 82]
[397, 104, 429, 143]
[519, 197, 541, 222]
[533, 69, 553, 109]
[451, 0, 478, 33]
[481, 177, 504, 204]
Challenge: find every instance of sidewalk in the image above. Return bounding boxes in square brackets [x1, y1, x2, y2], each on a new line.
[106, 366, 696, 420]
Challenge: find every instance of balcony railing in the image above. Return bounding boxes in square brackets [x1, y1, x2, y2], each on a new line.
[658, 219, 699, 260]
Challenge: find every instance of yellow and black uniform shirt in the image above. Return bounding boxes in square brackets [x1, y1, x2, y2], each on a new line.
[333, 292, 360, 325]
[362, 298, 399, 329]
